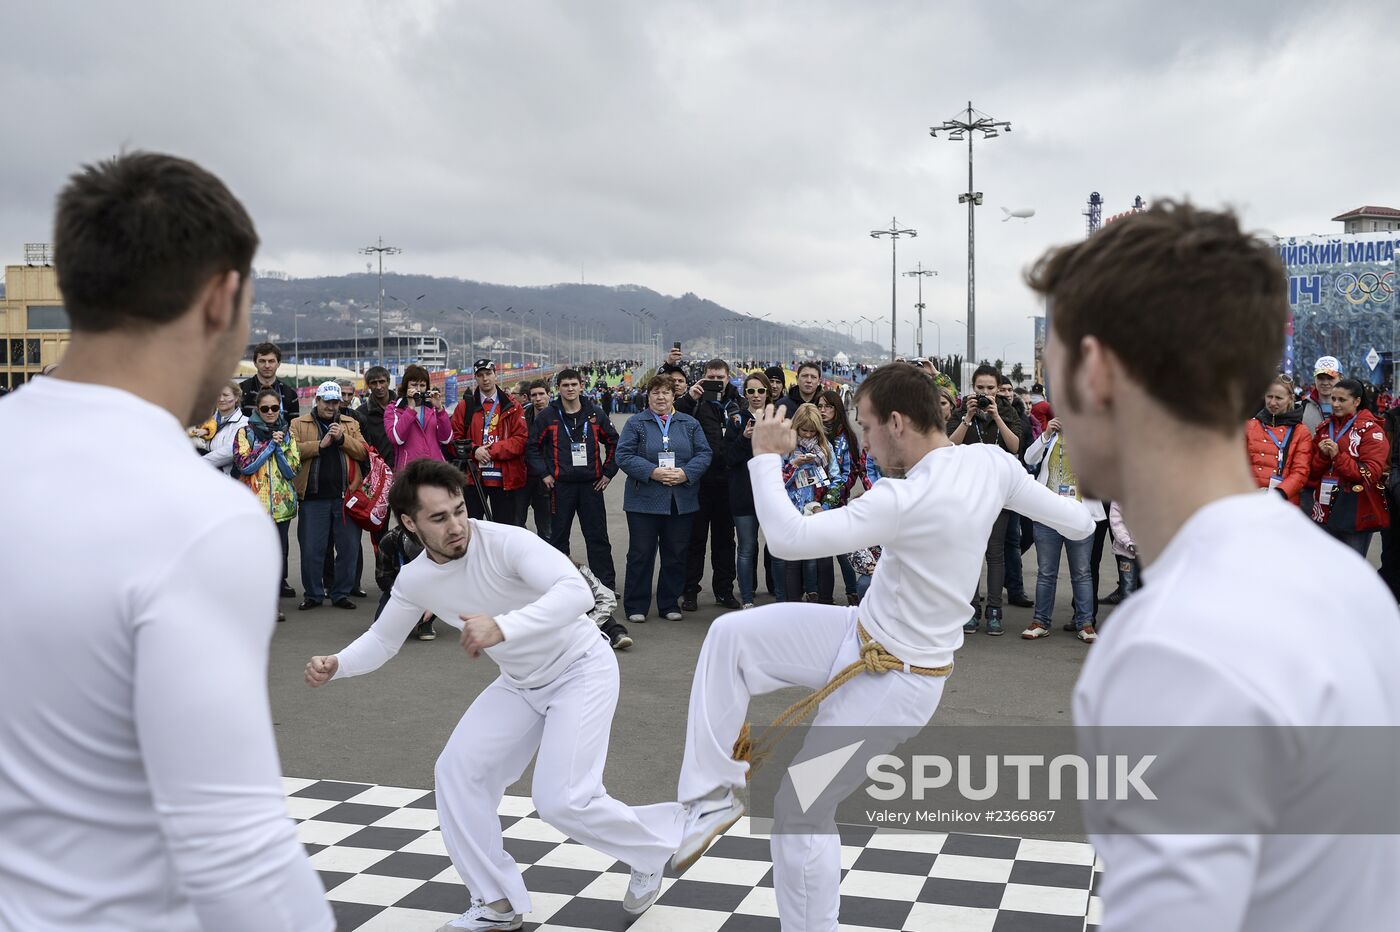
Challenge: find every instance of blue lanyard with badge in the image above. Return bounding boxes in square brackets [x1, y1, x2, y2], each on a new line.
[479, 397, 501, 481]
[560, 410, 591, 467]
[1264, 426, 1294, 491]
[1318, 416, 1356, 506]
[654, 412, 676, 469]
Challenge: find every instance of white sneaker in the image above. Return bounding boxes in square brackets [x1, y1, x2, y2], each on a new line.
[436, 897, 522, 931]
[627, 613, 646, 623]
[664, 611, 683, 621]
[672, 792, 745, 873]
[741, 602, 756, 610]
[622, 866, 663, 916]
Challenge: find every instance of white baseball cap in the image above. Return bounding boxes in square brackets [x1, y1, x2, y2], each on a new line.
[1314, 356, 1342, 377]
[316, 381, 343, 400]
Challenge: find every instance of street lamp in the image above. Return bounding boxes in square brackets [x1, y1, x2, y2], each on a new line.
[927, 320, 942, 357]
[359, 237, 402, 365]
[931, 101, 1011, 365]
[903, 263, 938, 357]
[870, 217, 916, 362]
[455, 306, 484, 369]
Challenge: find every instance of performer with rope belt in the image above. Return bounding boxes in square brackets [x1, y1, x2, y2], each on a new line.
[669, 363, 1095, 932]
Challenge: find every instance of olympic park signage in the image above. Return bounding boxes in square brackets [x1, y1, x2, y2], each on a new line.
[1273, 232, 1397, 382]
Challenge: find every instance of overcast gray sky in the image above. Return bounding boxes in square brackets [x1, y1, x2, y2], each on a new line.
[3, 0, 1392, 363]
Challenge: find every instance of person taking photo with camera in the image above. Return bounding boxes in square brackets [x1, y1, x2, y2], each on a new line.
[675, 358, 743, 611]
[951, 364, 1023, 634]
[384, 364, 454, 471]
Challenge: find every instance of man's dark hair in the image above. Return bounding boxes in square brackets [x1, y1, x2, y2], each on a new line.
[797, 361, 822, 377]
[971, 364, 1001, 386]
[704, 357, 730, 375]
[1025, 199, 1287, 434]
[364, 365, 390, 383]
[854, 364, 944, 433]
[998, 374, 1013, 387]
[253, 341, 282, 362]
[54, 151, 258, 333]
[528, 379, 551, 394]
[389, 458, 467, 520]
[556, 368, 583, 386]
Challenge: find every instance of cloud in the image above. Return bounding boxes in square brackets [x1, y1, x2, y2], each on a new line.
[2, 0, 1391, 363]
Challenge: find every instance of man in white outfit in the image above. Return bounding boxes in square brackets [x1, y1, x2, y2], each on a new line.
[1029, 200, 1400, 930]
[306, 458, 683, 932]
[0, 153, 332, 931]
[670, 364, 1096, 931]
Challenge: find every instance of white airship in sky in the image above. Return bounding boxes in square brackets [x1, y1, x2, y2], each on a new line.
[1001, 206, 1036, 221]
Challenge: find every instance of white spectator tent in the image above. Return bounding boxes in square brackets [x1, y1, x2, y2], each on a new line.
[832, 351, 850, 365]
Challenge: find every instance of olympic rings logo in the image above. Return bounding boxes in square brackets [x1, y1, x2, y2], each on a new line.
[1335, 271, 1395, 305]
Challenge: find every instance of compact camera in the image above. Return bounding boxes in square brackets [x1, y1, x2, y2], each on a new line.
[974, 395, 992, 409]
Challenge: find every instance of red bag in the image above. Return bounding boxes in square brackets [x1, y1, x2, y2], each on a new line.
[344, 446, 393, 532]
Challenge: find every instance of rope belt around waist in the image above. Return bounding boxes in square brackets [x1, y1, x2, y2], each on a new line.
[731, 621, 953, 780]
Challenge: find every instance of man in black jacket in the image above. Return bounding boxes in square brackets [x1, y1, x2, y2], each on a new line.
[527, 369, 619, 591]
[674, 358, 742, 610]
[359, 365, 394, 464]
[239, 341, 299, 420]
[776, 360, 823, 416]
[520, 380, 554, 540]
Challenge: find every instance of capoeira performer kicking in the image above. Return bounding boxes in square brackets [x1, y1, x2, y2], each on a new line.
[306, 458, 683, 932]
[671, 363, 1095, 931]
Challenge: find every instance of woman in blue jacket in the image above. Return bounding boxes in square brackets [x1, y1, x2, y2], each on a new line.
[615, 375, 713, 622]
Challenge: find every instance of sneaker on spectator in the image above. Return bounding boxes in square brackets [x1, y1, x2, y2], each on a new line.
[681, 595, 699, 612]
[627, 614, 646, 623]
[1077, 624, 1098, 643]
[741, 602, 756, 610]
[610, 631, 633, 650]
[1021, 621, 1051, 639]
[664, 611, 683, 621]
[415, 619, 436, 641]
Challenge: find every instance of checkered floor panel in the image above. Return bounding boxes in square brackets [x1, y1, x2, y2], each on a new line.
[284, 778, 1104, 931]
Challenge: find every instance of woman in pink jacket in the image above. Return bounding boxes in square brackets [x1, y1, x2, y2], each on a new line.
[383, 364, 454, 470]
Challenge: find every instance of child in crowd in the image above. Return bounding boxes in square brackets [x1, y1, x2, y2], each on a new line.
[781, 403, 837, 603]
[576, 561, 632, 650]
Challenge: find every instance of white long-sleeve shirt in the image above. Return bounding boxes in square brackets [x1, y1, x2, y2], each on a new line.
[333, 520, 597, 688]
[0, 376, 332, 932]
[749, 444, 1095, 668]
[1074, 493, 1400, 931]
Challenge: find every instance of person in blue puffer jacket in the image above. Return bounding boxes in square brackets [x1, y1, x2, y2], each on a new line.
[615, 375, 713, 623]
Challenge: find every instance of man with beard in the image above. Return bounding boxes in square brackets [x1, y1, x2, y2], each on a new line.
[667, 365, 1093, 930]
[1032, 200, 1400, 931]
[306, 460, 682, 930]
[0, 153, 331, 930]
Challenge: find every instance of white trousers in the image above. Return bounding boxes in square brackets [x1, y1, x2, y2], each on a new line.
[435, 637, 685, 915]
[679, 604, 948, 932]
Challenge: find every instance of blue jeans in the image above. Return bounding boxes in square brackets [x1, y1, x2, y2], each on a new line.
[855, 570, 873, 601]
[1327, 527, 1374, 558]
[1117, 556, 1141, 596]
[734, 514, 759, 604]
[837, 553, 859, 599]
[1033, 522, 1094, 630]
[298, 498, 359, 602]
[623, 510, 694, 617]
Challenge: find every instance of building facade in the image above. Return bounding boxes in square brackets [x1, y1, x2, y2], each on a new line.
[1, 253, 68, 390]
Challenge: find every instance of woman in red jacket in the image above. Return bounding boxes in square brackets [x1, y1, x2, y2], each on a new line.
[1245, 375, 1314, 506]
[1309, 377, 1390, 556]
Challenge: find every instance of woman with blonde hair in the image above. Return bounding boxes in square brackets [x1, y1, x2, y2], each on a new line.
[1245, 373, 1313, 507]
[199, 380, 250, 475]
[780, 402, 835, 602]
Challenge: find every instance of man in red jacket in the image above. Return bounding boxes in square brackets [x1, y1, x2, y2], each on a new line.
[451, 359, 528, 525]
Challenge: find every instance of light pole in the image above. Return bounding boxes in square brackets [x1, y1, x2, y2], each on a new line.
[359, 237, 402, 365]
[931, 101, 1010, 365]
[903, 262, 938, 358]
[455, 306, 483, 369]
[928, 320, 942, 357]
[870, 217, 916, 362]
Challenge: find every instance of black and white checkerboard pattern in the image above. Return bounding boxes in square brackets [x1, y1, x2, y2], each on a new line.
[285, 777, 1105, 931]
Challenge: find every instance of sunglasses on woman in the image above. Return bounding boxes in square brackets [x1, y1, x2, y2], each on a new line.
[258, 404, 281, 413]
[745, 387, 767, 394]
